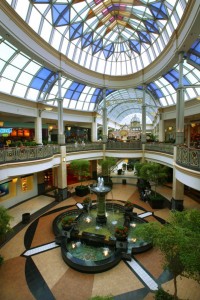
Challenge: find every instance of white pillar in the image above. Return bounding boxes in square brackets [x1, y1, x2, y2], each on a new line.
[176, 52, 185, 145]
[35, 114, 42, 144]
[102, 88, 108, 143]
[158, 114, 165, 142]
[57, 72, 65, 145]
[57, 145, 67, 200]
[171, 146, 184, 210]
[91, 116, 97, 142]
[187, 124, 191, 147]
[141, 85, 146, 144]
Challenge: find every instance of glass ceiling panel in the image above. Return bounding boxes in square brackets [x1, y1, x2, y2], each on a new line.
[6, 0, 188, 76]
[0, 30, 199, 124]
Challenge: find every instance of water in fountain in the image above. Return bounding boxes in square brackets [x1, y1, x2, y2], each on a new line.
[53, 200, 152, 273]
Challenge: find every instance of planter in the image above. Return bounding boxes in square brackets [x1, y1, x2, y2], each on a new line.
[75, 186, 90, 197]
[149, 199, 164, 209]
[62, 224, 73, 231]
[115, 234, 128, 241]
[148, 192, 166, 209]
[61, 216, 76, 231]
[115, 226, 128, 241]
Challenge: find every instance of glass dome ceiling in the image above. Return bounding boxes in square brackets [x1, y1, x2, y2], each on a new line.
[6, 0, 188, 76]
[1, 0, 200, 126]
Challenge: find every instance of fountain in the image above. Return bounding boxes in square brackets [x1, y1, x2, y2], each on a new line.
[90, 177, 111, 225]
[53, 179, 152, 273]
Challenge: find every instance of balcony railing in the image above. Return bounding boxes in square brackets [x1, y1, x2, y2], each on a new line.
[0, 145, 60, 164]
[1, 143, 200, 173]
[176, 146, 200, 171]
[145, 143, 174, 154]
[66, 142, 103, 152]
[106, 141, 142, 150]
[65, 141, 142, 152]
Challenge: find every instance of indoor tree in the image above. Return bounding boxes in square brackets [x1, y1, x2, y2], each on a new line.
[70, 159, 90, 184]
[70, 159, 90, 196]
[139, 162, 169, 198]
[98, 157, 117, 187]
[134, 209, 200, 299]
[99, 157, 117, 177]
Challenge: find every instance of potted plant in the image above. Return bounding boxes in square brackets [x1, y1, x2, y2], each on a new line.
[124, 201, 134, 212]
[122, 163, 126, 171]
[83, 196, 92, 211]
[61, 216, 76, 231]
[98, 157, 116, 187]
[114, 225, 128, 241]
[70, 159, 90, 197]
[0, 206, 13, 265]
[139, 162, 169, 209]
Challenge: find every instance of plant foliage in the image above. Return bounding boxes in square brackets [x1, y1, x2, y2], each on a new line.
[98, 157, 117, 177]
[0, 206, 12, 239]
[134, 209, 200, 298]
[140, 162, 168, 195]
[70, 159, 90, 184]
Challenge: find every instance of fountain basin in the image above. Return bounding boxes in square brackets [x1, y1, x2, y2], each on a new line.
[61, 239, 122, 273]
[53, 202, 152, 273]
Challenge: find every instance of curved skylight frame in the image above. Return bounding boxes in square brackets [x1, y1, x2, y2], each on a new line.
[97, 88, 159, 124]
[0, 35, 199, 124]
[6, 0, 189, 76]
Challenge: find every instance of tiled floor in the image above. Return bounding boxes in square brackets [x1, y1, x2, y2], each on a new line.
[0, 183, 200, 300]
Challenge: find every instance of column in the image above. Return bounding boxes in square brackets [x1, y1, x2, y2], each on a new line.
[91, 116, 97, 142]
[57, 145, 68, 200]
[35, 112, 42, 144]
[158, 113, 165, 142]
[176, 52, 185, 145]
[102, 88, 108, 143]
[171, 146, 184, 211]
[57, 72, 65, 145]
[141, 85, 146, 144]
[186, 124, 191, 147]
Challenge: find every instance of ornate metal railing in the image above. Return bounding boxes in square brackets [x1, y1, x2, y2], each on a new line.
[65, 141, 142, 152]
[0, 145, 60, 164]
[106, 141, 142, 150]
[176, 146, 200, 171]
[66, 142, 103, 152]
[145, 143, 174, 154]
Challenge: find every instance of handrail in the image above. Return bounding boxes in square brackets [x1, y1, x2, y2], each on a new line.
[176, 146, 200, 171]
[66, 142, 103, 152]
[1, 143, 200, 173]
[0, 145, 60, 164]
[145, 143, 174, 154]
[65, 141, 142, 152]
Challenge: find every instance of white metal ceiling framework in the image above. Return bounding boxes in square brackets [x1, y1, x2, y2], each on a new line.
[0, 0, 199, 125]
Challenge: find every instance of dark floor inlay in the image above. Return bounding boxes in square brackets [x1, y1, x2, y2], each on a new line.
[24, 219, 39, 249]
[25, 257, 55, 300]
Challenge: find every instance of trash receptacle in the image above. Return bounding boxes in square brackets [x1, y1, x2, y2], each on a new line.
[122, 179, 126, 185]
[22, 213, 30, 224]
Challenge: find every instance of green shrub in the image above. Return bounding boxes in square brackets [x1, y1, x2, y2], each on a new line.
[88, 296, 114, 300]
[0, 206, 12, 240]
[154, 288, 176, 300]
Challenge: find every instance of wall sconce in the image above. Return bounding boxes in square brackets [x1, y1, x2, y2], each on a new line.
[67, 127, 71, 131]
[191, 123, 196, 128]
[168, 126, 173, 131]
[0, 121, 4, 126]
[49, 126, 53, 131]
[63, 157, 66, 162]
[12, 178, 18, 184]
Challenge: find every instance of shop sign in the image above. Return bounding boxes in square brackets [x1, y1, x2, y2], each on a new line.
[0, 128, 12, 134]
